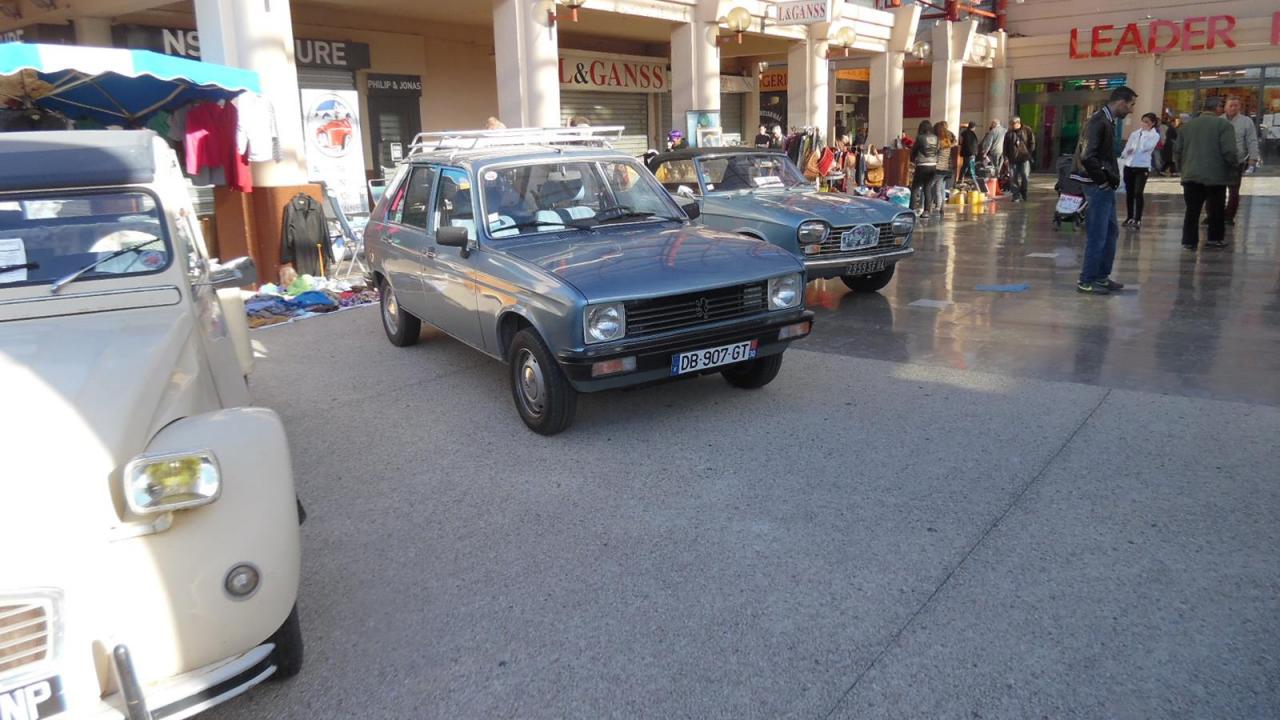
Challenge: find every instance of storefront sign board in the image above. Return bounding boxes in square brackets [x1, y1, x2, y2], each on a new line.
[300, 88, 368, 215]
[558, 52, 666, 92]
[903, 81, 930, 117]
[774, 1, 830, 26]
[760, 68, 788, 91]
[1, 24, 75, 44]
[113, 25, 371, 69]
[1068, 15, 1244, 58]
[366, 74, 422, 96]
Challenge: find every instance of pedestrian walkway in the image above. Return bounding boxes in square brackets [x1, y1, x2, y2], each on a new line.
[803, 180, 1280, 406]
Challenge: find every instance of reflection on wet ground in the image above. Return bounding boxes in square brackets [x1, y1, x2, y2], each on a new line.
[803, 176, 1280, 406]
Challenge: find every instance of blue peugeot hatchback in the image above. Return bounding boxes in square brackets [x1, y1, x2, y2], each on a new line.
[363, 128, 814, 435]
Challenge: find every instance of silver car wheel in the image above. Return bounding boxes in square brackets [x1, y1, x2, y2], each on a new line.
[382, 285, 399, 334]
[516, 349, 546, 417]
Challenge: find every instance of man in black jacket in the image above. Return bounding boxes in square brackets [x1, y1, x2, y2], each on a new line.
[959, 121, 981, 192]
[1003, 116, 1036, 201]
[1071, 86, 1137, 295]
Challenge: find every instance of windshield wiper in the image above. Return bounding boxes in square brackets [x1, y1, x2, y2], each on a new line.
[50, 237, 162, 294]
[0, 262, 38, 275]
[491, 219, 590, 234]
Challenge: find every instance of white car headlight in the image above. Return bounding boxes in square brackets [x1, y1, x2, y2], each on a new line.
[123, 451, 221, 515]
[797, 220, 829, 245]
[584, 302, 626, 344]
[891, 212, 915, 236]
[768, 273, 803, 310]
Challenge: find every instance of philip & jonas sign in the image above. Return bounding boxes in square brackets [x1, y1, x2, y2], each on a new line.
[1070, 12, 1280, 58]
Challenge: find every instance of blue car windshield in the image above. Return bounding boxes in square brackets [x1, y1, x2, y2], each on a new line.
[695, 153, 808, 193]
[480, 159, 680, 238]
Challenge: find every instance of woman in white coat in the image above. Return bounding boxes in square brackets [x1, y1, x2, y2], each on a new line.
[1121, 112, 1161, 229]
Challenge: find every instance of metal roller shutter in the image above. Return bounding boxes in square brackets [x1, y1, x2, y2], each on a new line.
[561, 90, 650, 157]
[295, 67, 357, 91]
[720, 92, 744, 139]
[659, 92, 672, 139]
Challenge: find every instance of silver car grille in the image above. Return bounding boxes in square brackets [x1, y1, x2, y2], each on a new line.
[809, 222, 904, 258]
[0, 596, 56, 678]
[625, 282, 767, 336]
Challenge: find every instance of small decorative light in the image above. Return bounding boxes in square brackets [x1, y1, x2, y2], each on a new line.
[725, 6, 752, 44]
[830, 26, 858, 57]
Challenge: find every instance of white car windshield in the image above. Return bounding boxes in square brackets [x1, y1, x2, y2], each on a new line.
[695, 153, 808, 193]
[0, 191, 168, 287]
[480, 159, 682, 238]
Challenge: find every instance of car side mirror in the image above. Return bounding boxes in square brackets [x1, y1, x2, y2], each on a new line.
[437, 225, 470, 249]
[680, 200, 701, 221]
[205, 256, 257, 290]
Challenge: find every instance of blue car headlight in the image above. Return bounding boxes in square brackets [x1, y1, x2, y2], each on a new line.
[797, 220, 829, 245]
[768, 273, 803, 310]
[584, 302, 626, 344]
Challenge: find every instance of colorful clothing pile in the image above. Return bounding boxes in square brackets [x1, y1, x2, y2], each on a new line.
[245, 275, 379, 328]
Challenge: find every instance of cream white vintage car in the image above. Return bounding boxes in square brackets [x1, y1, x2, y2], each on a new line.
[0, 131, 302, 719]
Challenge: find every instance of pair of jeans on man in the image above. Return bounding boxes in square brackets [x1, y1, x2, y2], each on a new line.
[1080, 184, 1119, 287]
[1182, 182, 1226, 248]
[1010, 160, 1031, 201]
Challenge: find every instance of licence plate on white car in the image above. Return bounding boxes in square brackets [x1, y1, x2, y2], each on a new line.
[846, 259, 886, 275]
[670, 340, 758, 376]
[1, 675, 66, 718]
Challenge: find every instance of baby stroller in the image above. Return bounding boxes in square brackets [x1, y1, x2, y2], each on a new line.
[1052, 154, 1086, 230]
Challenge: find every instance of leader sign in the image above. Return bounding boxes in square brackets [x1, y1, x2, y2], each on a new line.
[1070, 12, 1280, 58]
[775, 0, 830, 25]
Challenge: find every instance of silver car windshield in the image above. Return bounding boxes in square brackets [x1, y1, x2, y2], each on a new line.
[480, 159, 682, 238]
[695, 153, 808, 193]
[0, 191, 169, 288]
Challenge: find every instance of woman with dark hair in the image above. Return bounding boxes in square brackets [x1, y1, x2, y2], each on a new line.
[933, 121, 956, 216]
[1161, 116, 1181, 176]
[910, 120, 940, 216]
[1120, 112, 1161, 228]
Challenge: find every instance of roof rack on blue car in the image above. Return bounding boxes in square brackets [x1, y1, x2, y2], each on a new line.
[406, 126, 624, 157]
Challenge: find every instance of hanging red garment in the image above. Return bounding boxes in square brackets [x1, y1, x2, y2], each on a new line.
[185, 101, 252, 192]
[817, 147, 836, 176]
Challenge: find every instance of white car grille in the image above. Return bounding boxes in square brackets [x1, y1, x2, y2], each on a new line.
[0, 595, 57, 679]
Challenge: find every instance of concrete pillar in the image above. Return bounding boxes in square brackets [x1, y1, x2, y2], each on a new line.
[787, 26, 828, 137]
[1127, 55, 1164, 136]
[194, 0, 308, 187]
[869, 52, 905, 147]
[985, 66, 1011, 126]
[745, 80, 761, 139]
[670, 20, 721, 140]
[930, 19, 976, 134]
[72, 18, 113, 47]
[492, 0, 560, 128]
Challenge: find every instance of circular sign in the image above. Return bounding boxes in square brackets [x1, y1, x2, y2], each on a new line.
[305, 94, 357, 158]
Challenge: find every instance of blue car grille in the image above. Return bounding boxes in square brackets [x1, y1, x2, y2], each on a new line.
[625, 282, 767, 336]
[812, 222, 902, 258]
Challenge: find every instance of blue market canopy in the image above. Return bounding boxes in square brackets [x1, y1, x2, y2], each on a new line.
[0, 43, 261, 125]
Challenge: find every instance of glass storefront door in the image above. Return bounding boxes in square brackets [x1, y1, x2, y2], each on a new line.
[1015, 75, 1128, 169]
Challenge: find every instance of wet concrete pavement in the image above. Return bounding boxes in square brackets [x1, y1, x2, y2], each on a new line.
[804, 175, 1280, 406]
[203, 179, 1279, 719]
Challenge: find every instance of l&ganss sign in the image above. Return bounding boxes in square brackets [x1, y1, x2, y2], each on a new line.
[559, 53, 667, 92]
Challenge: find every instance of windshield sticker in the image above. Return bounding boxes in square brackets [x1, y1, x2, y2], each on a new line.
[0, 238, 28, 283]
[752, 176, 784, 188]
[487, 212, 500, 222]
[705, 183, 715, 191]
[140, 251, 165, 269]
[484, 171, 498, 182]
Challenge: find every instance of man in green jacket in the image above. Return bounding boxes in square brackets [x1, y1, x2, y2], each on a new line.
[1174, 97, 1239, 250]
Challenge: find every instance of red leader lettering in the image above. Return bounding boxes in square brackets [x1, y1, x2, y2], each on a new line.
[1113, 23, 1145, 55]
[1148, 19, 1181, 54]
[1181, 17, 1207, 51]
[1090, 25, 1115, 58]
[1207, 15, 1236, 49]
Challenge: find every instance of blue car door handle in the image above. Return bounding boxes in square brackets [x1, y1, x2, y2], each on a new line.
[425, 248, 437, 259]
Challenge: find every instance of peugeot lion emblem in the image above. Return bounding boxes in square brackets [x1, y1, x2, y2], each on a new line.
[695, 297, 711, 319]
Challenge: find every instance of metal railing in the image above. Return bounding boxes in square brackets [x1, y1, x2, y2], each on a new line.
[407, 126, 625, 157]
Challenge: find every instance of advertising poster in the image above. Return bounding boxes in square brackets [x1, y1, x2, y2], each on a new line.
[300, 88, 367, 216]
[760, 92, 787, 131]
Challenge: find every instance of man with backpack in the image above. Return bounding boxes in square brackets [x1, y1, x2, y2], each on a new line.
[1003, 116, 1036, 202]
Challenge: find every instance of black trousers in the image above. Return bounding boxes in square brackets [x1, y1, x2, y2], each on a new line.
[1182, 182, 1226, 248]
[911, 166, 937, 213]
[1225, 163, 1247, 221]
[1123, 166, 1150, 221]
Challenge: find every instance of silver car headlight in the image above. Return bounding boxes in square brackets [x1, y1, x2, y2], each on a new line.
[768, 273, 803, 310]
[797, 220, 829, 245]
[584, 302, 626, 344]
[123, 450, 221, 515]
[891, 212, 915, 236]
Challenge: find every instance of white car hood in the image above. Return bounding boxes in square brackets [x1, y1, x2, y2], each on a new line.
[0, 306, 211, 488]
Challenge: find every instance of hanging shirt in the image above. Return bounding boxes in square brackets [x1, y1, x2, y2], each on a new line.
[235, 92, 281, 163]
[185, 101, 252, 192]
